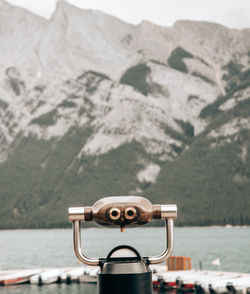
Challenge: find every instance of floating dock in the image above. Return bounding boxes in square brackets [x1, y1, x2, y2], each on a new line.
[151, 266, 250, 293]
[0, 266, 249, 293]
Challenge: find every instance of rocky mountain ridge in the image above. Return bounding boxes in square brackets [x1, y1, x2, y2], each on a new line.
[0, 0, 250, 228]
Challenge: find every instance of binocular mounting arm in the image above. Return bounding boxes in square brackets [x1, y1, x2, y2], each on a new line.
[148, 218, 173, 264]
[68, 197, 177, 266]
[73, 220, 100, 266]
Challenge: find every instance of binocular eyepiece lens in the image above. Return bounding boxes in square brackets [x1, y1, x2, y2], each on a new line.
[125, 207, 137, 220]
[108, 207, 137, 221]
[109, 208, 121, 220]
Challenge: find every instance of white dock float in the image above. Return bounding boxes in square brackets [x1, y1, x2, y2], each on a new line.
[60, 268, 85, 282]
[79, 267, 98, 283]
[0, 269, 42, 286]
[30, 268, 71, 285]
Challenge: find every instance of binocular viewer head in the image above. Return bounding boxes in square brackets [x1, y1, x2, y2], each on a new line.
[69, 196, 177, 229]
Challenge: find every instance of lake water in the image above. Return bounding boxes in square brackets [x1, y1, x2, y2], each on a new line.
[0, 227, 249, 293]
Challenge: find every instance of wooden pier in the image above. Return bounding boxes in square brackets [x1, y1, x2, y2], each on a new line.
[0, 266, 249, 293]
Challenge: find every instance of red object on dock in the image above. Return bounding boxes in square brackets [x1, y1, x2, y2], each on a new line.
[182, 283, 195, 289]
[152, 280, 160, 288]
[165, 281, 177, 287]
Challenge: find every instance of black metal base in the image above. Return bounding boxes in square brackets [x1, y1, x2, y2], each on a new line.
[98, 245, 152, 294]
[98, 272, 152, 294]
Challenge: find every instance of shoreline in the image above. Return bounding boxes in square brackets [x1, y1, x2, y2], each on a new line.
[0, 225, 250, 231]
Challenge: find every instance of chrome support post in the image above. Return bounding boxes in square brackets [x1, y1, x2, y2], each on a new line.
[148, 219, 174, 264]
[69, 207, 99, 266]
[147, 204, 177, 265]
[72, 220, 99, 266]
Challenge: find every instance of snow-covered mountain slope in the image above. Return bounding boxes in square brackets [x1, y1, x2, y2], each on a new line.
[0, 0, 250, 227]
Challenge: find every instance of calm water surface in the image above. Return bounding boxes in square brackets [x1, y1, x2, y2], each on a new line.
[0, 227, 249, 293]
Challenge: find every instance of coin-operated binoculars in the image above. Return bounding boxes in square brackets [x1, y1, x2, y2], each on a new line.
[68, 196, 177, 294]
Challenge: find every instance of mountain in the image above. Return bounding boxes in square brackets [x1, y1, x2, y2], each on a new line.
[0, 0, 250, 228]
